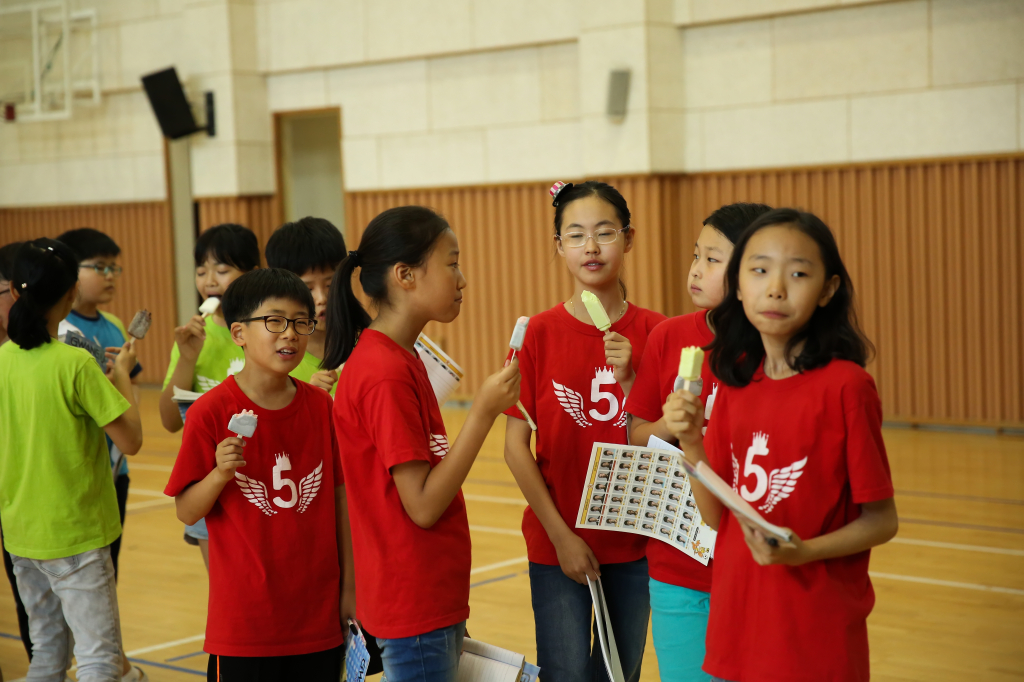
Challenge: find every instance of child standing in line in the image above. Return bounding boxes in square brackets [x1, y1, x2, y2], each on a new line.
[165, 268, 347, 682]
[503, 182, 666, 682]
[265, 216, 346, 393]
[158, 223, 259, 569]
[56, 228, 144, 580]
[326, 206, 521, 682]
[672, 209, 898, 682]
[0, 239, 143, 682]
[627, 203, 771, 681]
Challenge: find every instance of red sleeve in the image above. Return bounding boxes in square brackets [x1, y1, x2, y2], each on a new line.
[361, 379, 433, 471]
[330, 403, 344, 486]
[627, 326, 665, 424]
[503, 333, 536, 423]
[164, 401, 219, 497]
[844, 382, 894, 504]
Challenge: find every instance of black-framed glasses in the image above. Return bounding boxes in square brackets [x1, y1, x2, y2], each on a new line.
[80, 264, 123, 278]
[238, 315, 316, 335]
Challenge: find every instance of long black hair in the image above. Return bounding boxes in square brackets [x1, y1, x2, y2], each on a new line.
[322, 206, 450, 368]
[8, 238, 80, 350]
[702, 202, 773, 330]
[707, 208, 873, 386]
[552, 180, 631, 299]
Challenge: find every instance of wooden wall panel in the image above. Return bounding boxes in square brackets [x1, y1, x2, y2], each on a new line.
[0, 202, 175, 385]
[347, 157, 1024, 426]
[195, 194, 282, 257]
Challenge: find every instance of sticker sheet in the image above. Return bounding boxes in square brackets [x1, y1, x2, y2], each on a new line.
[575, 443, 716, 565]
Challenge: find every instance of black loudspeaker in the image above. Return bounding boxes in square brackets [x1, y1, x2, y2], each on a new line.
[141, 67, 215, 139]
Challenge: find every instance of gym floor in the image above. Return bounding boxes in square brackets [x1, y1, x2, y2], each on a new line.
[0, 388, 1021, 681]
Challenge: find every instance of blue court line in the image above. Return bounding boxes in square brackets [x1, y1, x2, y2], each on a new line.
[128, 657, 205, 676]
[902, 518, 1024, 535]
[166, 649, 206, 662]
[0, 632, 22, 641]
[471, 570, 528, 589]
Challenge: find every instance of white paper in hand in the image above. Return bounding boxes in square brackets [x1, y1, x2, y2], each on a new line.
[414, 333, 464, 406]
[588, 577, 625, 682]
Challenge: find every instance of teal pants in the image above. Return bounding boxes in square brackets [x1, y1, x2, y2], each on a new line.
[649, 578, 711, 682]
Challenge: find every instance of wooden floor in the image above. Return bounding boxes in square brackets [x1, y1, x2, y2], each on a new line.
[1, 387, 1022, 680]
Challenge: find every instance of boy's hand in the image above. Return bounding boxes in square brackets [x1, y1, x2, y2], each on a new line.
[662, 390, 704, 446]
[309, 369, 338, 392]
[175, 314, 207, 362]
[603, 331, 634, 386]
[474, 357, 521, 420]
[738, 519, 811, 566]
[109, 342, 137, 381]
[215, 437, 247, 483]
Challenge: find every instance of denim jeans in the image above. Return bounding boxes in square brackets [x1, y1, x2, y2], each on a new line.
[376, 621, 465, 682]
[10, 545, 123, 681]
[529, 558, 650, 682]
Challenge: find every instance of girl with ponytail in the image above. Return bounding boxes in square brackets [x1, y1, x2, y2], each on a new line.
[0, 238, 143, 680]
[327, 206, 521, 682]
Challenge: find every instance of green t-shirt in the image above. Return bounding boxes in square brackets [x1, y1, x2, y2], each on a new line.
[163, 316, 246, 392]
[289, 350, 336, 396]
[0, 340, 130, 559]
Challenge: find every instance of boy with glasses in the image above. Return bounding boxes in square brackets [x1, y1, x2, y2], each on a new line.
[165, 268, 347, 681]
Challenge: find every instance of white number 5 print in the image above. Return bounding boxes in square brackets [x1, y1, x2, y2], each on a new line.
[739, 432, 770, 502]
[588, 368, 619, 422]
[272, 454, 298, 509]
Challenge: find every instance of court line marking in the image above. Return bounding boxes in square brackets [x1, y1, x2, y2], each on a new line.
[127, 657, 205, 677]
[470, 556, 528, 575]
[890, 537, 1024, 556]
[870, 572, 1024, 597]
[126, 633, 206, 657]
[165, 650, 206, 663]
[895, 489, 1024, 506]
[463, 494, 527, 506]
[127, 463, 174, 472]
[129, 488, 167, 498]
[901, 517, 1024, 535]
[469, 525, 522, 536]
[471, 570, 529, 589]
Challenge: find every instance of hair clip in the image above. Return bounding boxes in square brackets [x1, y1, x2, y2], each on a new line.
[549, 181, 573, 207]
[47, 246, 53, 251]
[21, 283, 27, 289]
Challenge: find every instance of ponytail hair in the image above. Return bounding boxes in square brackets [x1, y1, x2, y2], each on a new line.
[8, 238, 79, 350]
[322, 206, 450, 368]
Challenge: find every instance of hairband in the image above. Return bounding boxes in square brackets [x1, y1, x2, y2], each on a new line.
[348, 250, 361, 266]
[549, 181, 573, 207]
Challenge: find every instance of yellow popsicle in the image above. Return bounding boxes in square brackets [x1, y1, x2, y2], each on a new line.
[678, 346, 704, 381]
[581, 290, 611, 331]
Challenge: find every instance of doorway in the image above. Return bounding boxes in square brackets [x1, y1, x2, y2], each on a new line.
[276, 109, 345, 235]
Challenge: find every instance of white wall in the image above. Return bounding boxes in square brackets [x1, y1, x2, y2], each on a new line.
[0, 0, 1020, 206]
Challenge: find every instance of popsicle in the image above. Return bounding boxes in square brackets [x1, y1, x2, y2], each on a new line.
[199, 297, 221, 319]
[126, 309, 152, 347]
[581, 291, 611, 332]
[227, 409, 257, 439]
[507, 317, 537, 431]
[674, 346, 704, 395]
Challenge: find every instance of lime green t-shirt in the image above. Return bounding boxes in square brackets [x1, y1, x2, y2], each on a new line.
[0, 340, 130, 560]
[163, 316, 246, 392]
[289, 350, 337, 396]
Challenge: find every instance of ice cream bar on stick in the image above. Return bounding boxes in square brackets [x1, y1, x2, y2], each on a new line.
[581, 291, 611, 332]
[673, 346, 704, 395]
[227, 409, 257, 439]
[199, 297, 221, 319]
[126, 309, 152, 347]
[507, 317, 537, 431]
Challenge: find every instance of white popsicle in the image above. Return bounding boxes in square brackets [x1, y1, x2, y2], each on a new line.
[199, 297, 220, 318]
[507, 316, 537, 432]
[227, 409, 257, 439]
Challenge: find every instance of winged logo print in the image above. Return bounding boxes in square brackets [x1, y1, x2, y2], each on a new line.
[296, 460, 323, 513]
[196, 375, 220, 393]
[758, 457, 808, 514]
[731, 449, 740, 493]
[552, 380, 592, 428]
[613, 410, 627, 428]
[234, 471, 277, 516]
[429, 434, 450, 459]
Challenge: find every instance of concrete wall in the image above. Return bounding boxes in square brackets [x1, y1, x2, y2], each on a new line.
[0, 0, 1021, 205]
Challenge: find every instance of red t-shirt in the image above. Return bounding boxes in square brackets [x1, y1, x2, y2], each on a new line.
[702, 360, 894, 682]
[332, 329, 471, 639]
[504, 303, 666, 565]
[164, 376, 344, 657]
[627, 311, 716, 592]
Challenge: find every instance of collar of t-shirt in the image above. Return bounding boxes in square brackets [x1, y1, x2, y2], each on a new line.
[223, 374, 306, 423]
[555, 300, 639, 336]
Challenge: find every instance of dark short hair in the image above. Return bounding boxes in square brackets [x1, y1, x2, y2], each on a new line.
[221, 268, 315, 326]
[57, 228, 120, 261]
[0, 241, 24, 281]
[265, 217, 347, 276]
[702, 203, 773, 244]
[194, 223, 260, 272]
